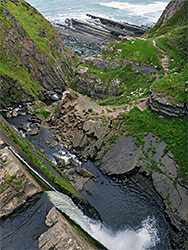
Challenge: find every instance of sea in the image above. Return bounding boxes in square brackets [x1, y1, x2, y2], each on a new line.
[27, 0, 170, 27]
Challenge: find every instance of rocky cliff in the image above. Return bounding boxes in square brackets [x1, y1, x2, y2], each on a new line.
[0, 0, 78, 108]
[156, 0, 186, 27]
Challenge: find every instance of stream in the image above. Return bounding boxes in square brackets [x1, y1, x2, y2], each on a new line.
[3, 110, 171, 250]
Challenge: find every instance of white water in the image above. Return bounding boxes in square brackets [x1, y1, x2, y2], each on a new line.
[100, 1, 169, 23]
[53, 148, 82, 165]
[47, 191, 159, 250]
[27, 0, 170, 26]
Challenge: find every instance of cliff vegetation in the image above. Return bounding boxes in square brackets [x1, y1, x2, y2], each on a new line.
[0, 0, 79, 108]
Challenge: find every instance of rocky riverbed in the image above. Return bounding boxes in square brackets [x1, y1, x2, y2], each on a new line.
[0, 135, 103, 250]
[19, 88, 187, 249]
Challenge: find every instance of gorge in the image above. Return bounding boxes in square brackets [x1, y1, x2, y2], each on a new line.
[0, 0, 188, 249]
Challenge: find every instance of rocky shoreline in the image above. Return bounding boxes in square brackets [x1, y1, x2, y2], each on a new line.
[55, 14, 149, 51]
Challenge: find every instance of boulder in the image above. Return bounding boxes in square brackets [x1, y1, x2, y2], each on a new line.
[27, 128, 38, 136]
[0, 145, 42, 218]
[99, 136, 142, 175]
[19, 123, 28, 132]
[72, 132, 88, 149]
[38, 207, 98, 250]
[12, 110, 18, 117]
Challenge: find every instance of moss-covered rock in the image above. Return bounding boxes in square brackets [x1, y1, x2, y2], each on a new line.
[0, 0, 78, 108]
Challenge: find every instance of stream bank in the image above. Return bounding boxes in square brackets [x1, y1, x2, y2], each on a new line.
[10, 88, 186, 249]
[1, 106, 173, 250]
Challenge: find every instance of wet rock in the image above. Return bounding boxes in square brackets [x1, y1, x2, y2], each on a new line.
[38, 207, 98, 250]
[49, 141, 58, 148]
[148, 88, 187, 117]
[27, 128, 38, 136]
[76, 167, 95, 178]
[19, 122, 28, 132]
[40, 148, 45, 153]
[12, 110, 18, 117]
[100, 136, 142, 175]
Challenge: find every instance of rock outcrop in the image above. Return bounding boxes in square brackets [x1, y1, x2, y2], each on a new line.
[55, 14, 149, 49]
[73, 53, 158, 100]
[0, 138, 42, 218]
[157, 0, 186, 26]
[99, 133, 188, 248]
[0, 0, 76, 108]
[46, 90, 112, 161]
[148, 88, 188, 117]
[38, 207, 98, 250]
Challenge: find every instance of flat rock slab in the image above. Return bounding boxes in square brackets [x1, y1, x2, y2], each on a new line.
[100, 135, 141, 175]
[0, 141, 42, 218]
[38, 207, 98, 250]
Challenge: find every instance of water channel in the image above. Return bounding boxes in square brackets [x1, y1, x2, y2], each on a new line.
[2, 110, 171, 250]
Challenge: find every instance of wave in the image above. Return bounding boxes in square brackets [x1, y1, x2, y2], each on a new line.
[47, 191, 159, 250]
[100, 1, 169, 22]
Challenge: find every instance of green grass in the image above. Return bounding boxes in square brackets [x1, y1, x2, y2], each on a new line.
[73, 37, 164, 106]
[34, 108, 51, 118]
[1, 0, 58, 55]
[156, 26, 188, 72]
[117, 107, 188, 184]
[80, 62, 157, 106]
[152, 68, 188, 104]
[0, 122, 80, 197]
[0, 0, 77, 103]
[102, 39, 162, 68]
[148, 0, 188, 36]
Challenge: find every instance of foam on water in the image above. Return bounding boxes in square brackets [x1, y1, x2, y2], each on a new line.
[100, 1, 169, 23]
[47, 191, 159, 250]
[27, 0, 170, 26]
[52, 148, 82, 165]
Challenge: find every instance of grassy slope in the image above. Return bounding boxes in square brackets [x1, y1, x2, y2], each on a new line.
[0, 0, 79, 102]
[148, 0, 188, 103]
[75, 2, 188, 184]
[118, 107, 188, 185]
[79, 38, 163, 106]
[76, 1, 188, 106]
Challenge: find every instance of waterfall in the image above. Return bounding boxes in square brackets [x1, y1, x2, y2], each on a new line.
[46, 191, 159, 250]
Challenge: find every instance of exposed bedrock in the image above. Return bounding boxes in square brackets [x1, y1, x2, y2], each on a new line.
[55, 14, 149, 49]
[98, 134, 188, 248]
[148, 88, 188, 118]
[0, 4, 75, 108]
[73, 53, 158, 100]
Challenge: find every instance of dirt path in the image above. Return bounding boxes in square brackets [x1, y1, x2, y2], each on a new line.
[75, 92, 147, 118]
[153, 37, 169, 76]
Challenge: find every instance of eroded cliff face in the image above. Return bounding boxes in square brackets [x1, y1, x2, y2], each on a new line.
[157, 0, 186, 26]
[0, 0, 77, 108]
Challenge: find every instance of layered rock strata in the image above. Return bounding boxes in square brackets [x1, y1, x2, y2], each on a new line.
[73, 53, 158, 100]
[56, 14, 149, 49]
[0, 0, 76, 108]
[148, 88, 188, 117]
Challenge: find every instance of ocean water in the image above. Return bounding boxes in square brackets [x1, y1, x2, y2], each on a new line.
[27, 0, 170, 27]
